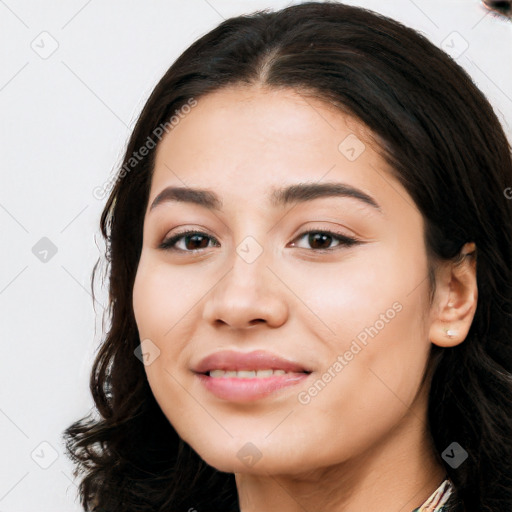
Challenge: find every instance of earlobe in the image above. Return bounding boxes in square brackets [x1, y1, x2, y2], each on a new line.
[429, 242, 478, 348]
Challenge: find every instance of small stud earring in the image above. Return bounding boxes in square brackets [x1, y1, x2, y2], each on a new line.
[445, 328, 457, 338]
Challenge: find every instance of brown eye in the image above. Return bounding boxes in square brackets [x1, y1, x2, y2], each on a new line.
[159, 231, 220, 252]
[308, 232, 334, 250]
[290, 230, 360, 251]
[158, 229, 361, 253]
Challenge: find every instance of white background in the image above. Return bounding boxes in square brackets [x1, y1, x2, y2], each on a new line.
[0, 1, 511, 510]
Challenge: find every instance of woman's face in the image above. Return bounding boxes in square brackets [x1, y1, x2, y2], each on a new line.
[132, 85, 435, 474]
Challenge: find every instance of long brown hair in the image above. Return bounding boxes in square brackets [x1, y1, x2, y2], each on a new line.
[63, 3, 512, 511]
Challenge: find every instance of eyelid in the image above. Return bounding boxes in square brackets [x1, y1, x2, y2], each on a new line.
[158, 226, 362, 253]
[158, 228, 220, 252]
[289, 229, 361, 252]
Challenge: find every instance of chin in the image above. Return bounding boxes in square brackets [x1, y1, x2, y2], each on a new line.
[186, 434, 311, 476]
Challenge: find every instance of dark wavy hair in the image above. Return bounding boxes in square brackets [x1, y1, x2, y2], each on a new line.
[62, 2, 512, 511]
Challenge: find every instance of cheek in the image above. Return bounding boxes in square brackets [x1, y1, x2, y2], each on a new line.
[292, 249, 431, 402]
[132, 256, 208, 411]
[132, 259, 187, 388]
[133, 255, 200, 339]
[289, 247, 425, 339]
[290, 304, 430, 463]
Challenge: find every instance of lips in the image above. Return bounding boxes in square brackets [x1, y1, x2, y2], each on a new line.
[193, 349, 312, 374]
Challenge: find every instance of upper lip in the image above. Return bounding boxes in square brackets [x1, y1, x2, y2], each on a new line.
[193, 350, 312, 374]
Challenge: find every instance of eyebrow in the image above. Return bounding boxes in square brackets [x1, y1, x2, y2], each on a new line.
[149, 182, 382, 213]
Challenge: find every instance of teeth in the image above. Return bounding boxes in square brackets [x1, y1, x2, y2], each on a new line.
[238, 370, 256, 378]
[256, 369, 273, 378]
[208, 369, 292, 378]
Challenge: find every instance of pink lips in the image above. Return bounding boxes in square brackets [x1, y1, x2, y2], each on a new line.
[193, 349, 312, 402]
[193, 349, 311, 374]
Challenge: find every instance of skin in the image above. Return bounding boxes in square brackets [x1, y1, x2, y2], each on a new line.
[132, 84, 478, 511]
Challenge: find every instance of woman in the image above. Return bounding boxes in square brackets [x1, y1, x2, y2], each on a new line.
[63, 2, 512, 511]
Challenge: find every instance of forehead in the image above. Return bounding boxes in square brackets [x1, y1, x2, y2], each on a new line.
[148, 85, 415, 218]
[154, 85, 373, 162]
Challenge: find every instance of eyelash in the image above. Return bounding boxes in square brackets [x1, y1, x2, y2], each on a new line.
[158, 229, 361, 253]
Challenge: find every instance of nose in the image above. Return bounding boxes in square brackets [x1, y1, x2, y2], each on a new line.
[201, 246, 289, 331]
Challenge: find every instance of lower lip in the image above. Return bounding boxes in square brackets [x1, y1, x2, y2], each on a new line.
[196, 372, 310, 402]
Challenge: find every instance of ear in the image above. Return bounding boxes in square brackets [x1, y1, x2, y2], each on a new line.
[429, 242, 478, 348]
